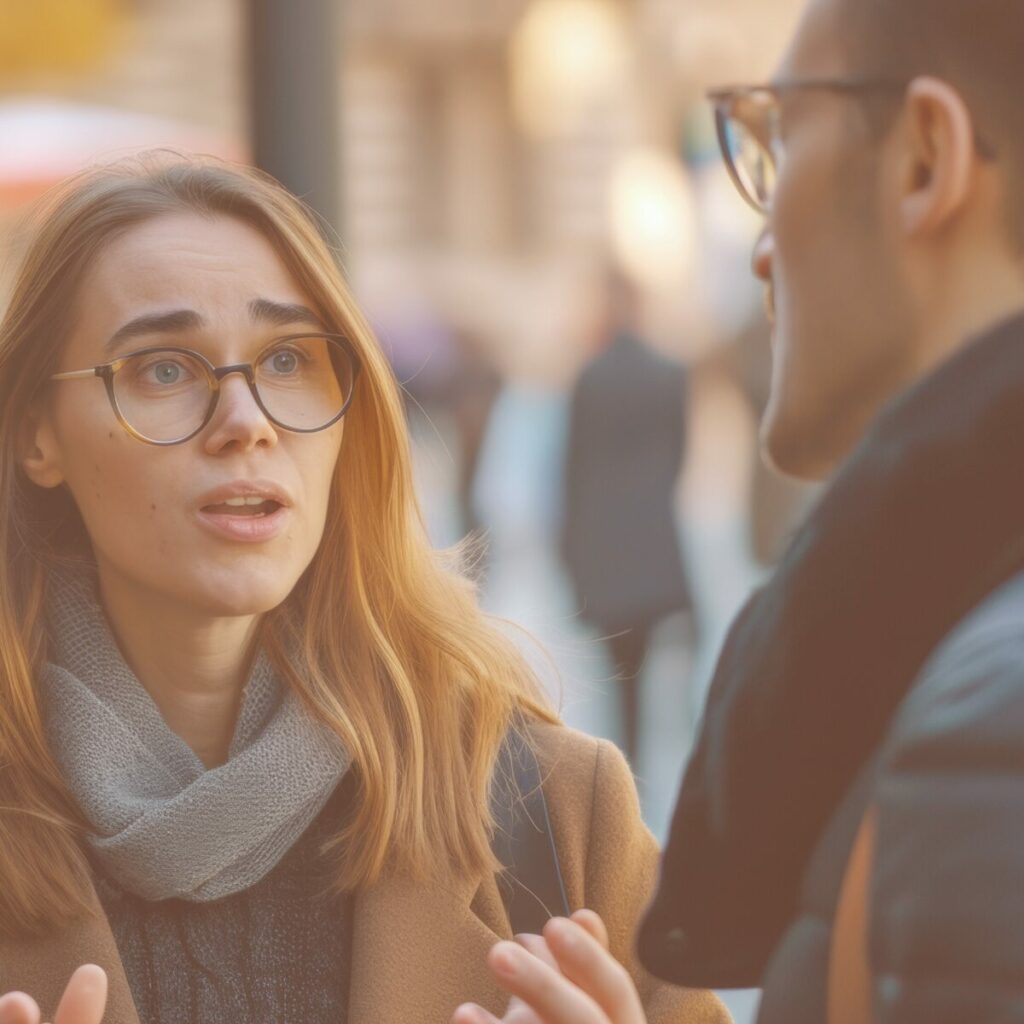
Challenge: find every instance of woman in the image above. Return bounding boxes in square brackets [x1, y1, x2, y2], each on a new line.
[0, 155, 727, 1024]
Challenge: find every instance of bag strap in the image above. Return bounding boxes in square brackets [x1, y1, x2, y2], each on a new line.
[827, 807, 878, 1024]
[491, 724, 571, 936]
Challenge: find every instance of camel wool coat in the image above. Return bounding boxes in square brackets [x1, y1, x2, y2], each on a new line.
[0, 723, 729, 1024]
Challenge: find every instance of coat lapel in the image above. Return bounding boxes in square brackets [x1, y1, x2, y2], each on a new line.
[0, 888, 138, 1024]
[348, 869, 512, 1024]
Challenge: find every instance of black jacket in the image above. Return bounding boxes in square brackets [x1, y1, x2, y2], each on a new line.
[639, 312, 1024, 1022]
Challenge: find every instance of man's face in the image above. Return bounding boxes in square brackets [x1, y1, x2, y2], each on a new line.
[753, 0, 919, 479]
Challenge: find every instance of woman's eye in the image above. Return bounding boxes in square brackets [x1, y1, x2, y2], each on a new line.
[263, 348, 306, 375]
[146, 361, 191, 385]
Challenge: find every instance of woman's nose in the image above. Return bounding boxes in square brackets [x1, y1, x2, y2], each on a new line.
[202, 372, 278, 454]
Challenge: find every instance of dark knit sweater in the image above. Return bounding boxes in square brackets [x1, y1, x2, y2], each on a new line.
[92, 782, 353, 1024]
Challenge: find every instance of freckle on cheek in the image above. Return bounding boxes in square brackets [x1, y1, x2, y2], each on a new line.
[150, 504, 157, 512]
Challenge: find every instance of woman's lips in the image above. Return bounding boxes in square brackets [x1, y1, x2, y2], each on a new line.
[196, 503, 291, 542]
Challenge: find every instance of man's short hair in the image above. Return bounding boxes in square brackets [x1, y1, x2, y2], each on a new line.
[839, 0, 1024, 250]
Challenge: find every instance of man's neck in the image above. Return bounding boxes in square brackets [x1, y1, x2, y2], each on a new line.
[915, 249, 1024, 377]
[96, 567, 261, 769]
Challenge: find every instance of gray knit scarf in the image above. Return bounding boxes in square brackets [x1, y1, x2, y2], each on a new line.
[39, 564, 351, 903]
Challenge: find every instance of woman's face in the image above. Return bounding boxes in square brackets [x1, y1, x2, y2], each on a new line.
[24, 212, 346, 617]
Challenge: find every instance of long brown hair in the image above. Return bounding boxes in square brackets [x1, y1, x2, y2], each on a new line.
[0, 153, 557, 937]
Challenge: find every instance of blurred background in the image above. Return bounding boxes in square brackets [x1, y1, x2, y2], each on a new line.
[0, 2, 824, 1018]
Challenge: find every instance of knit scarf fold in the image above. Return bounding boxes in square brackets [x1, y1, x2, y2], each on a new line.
[40, 566, 351, 903]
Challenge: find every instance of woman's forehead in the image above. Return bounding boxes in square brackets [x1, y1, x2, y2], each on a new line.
[74, 213, 312, 337]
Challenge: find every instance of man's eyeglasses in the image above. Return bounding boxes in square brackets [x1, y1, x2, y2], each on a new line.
[707, 77, 998, 215]
[50, 333, 361, 446]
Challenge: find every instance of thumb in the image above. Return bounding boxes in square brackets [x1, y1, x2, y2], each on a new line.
[53, 966, 106, 1024]
[0, 992, 41, 1024]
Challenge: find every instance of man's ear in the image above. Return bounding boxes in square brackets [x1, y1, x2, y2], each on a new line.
[20, 404, 66, 489]
[899, 77, 978, 237]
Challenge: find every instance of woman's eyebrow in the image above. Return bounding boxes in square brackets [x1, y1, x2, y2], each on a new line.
[105, 309, 205, 355]
[248, 298, 325, 329]
[103, 300, 325, 357]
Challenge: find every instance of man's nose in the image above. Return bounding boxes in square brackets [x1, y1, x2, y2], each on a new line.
[752, 229, 774, 283]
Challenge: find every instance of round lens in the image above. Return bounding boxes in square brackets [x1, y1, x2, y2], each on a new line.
[254, 336, 355, 431]
[112, 350, 212, 443]
[723, 115, 777, 211]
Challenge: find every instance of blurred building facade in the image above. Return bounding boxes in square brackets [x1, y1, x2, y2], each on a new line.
[0, 0, 803, 376]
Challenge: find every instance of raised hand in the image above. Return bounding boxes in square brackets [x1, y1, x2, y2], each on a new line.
[453, 910, 647, 1024]
[0, 965, 107, 1024]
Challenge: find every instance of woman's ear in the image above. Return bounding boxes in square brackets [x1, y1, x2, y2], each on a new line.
[20, 405, 66, 489]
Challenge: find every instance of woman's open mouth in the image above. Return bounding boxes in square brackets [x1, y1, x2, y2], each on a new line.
[201, 497, 283, 518]
[196, 499, 290, 542]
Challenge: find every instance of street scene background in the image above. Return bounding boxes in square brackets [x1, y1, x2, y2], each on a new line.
[0, 3, 825, 1020]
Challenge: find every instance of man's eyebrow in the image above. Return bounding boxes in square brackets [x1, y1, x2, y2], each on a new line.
[105, 309, 205, 355]
[248, 298, 326, 329]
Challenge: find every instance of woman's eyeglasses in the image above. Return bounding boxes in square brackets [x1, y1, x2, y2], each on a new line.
[50, 333, 361, 446]
[707, 77, 997, 215]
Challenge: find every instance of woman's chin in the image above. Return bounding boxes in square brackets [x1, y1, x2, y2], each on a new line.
[176, 570, 297, 618]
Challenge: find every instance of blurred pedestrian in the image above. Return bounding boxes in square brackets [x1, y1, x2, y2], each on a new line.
[560, 269, 694, 766]
[447, 328, 503, 545]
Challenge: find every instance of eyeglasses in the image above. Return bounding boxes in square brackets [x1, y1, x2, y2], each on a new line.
[707, 77, 998, 215]
[50, 333, 361, 446]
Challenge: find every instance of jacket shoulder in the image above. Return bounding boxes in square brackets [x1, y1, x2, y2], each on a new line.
[518, 721, 731, 1023]
[518, 720, 654, 903]
[523, 720, 603, 783]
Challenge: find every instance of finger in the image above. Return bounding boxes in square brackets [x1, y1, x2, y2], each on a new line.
[455, 999, 543, 1024]
[452, 1003, 502, 1024]
[543, 919, 644, 1024]
[507, 932, 564, 1022]
[488, 940, 608, 1024]
[515, 932, 560, 970]
[0, 992, 41, 1024]
[569, 910, 610, 950]
[53, 966, 107, 1024]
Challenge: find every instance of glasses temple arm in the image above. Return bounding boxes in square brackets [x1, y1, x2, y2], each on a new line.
[50, 369, 101, 381]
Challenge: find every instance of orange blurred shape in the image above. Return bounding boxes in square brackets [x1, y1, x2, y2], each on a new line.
[0, 0, 123, 76]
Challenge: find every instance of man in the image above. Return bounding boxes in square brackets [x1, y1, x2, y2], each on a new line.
[454, 0, 1024, 1020]
[561, 269, 693, 766]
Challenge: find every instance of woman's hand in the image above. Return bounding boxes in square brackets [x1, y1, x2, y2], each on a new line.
[0, 965, 107, 1024]
[453, 910, 647, 1024]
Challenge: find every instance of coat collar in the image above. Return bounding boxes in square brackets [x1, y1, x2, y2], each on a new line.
[0, 871, 511, 1024]
[350, 868, 511, 1023]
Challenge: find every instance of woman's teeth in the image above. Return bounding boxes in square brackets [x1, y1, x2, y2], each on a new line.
[204, 498, 278, 517]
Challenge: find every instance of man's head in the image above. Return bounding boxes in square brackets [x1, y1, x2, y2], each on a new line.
[721, 0, 1024, 479]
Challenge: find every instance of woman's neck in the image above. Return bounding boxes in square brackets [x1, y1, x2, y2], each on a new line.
[95, 567, 262, 769]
